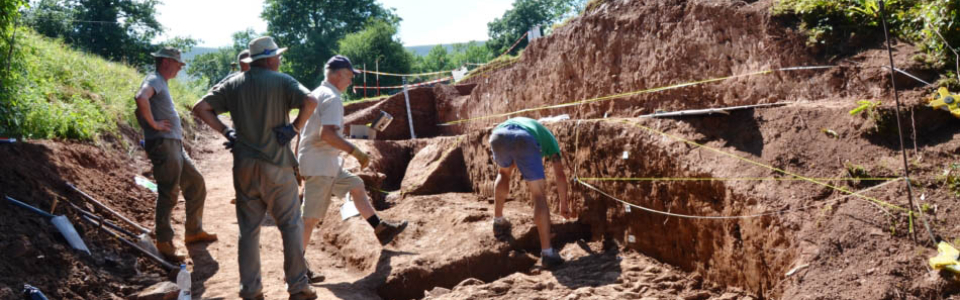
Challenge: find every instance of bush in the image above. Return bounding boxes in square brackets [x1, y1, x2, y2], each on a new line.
[0, 29, 204, 140]
[773, 0, 960, 71]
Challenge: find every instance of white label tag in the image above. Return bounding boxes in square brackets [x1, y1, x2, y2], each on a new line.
[625, 205, 631, 213]
[622, 151, 629, 160]
[628, 235, 636, 243]
[340, 195, 360, 220]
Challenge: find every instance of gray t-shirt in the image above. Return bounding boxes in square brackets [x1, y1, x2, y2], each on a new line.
[136, 72, 183, 141]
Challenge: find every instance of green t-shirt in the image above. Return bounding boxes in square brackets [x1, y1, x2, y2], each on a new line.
[200, 67, 310, 167]
[496, 117, 561, 158]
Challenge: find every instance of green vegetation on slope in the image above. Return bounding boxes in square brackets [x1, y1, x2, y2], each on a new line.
[774, 0, 960, 79]
[0, 29, 205, 140]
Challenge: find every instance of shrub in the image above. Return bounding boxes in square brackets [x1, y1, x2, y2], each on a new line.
[773, 0, 960, 70]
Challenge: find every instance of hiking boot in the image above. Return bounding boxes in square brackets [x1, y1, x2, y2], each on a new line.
[492, 218, 512, 241]
[306, 268, 325, 283]
[289, 287, 318, 300]
[374, 219, 408, 246]
[155, 241, 185, 262]
[184, 231, 219, 244]
[541, 251, 565, 269]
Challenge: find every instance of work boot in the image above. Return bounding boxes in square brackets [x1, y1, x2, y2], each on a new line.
[492, 218, 512, 241]
[184, 231, 219, 244]
[374, 219, 408, 246]
[306, 268, 325, 283]
[541, 251, 565, 269]
[289, 287, 318, 300]
[155, 241, 185, 262]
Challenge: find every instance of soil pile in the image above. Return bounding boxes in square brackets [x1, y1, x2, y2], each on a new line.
[0, 124, 219, 299]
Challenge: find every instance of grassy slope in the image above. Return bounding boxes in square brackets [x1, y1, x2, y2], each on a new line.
[7, 28, 205, 140]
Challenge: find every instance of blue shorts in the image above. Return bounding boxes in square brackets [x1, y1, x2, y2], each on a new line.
[489, 125, 545, 181]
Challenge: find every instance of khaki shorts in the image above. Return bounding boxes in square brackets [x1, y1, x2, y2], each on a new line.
[301, 169, 364, 220]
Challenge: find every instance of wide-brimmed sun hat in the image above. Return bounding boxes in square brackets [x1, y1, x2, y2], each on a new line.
[242, 36, 287, 63]
[151, 47, 185, 65]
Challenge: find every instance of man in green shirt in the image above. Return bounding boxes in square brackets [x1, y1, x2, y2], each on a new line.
[193, 36, 318, 300]
[489, 117, 572, 268]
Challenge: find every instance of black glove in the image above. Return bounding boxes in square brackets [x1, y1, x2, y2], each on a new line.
[273, 124, 298, 146]
[222, 127, 237, 151]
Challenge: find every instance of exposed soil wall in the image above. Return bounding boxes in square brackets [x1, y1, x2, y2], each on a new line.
[449, 0, 935, 135]
[458, 118, 792, 294]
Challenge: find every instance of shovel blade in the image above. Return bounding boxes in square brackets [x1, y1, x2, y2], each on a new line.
[137, 233, 161, 258]
[50, 215, 90, 255]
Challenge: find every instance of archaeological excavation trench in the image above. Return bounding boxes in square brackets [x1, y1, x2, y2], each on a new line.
[318, 84, 839, 299]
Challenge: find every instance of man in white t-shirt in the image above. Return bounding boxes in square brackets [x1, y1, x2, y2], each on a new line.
[298, 55, 408, 273]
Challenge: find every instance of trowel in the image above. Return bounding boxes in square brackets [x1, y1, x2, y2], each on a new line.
[5, 195, 90, 255]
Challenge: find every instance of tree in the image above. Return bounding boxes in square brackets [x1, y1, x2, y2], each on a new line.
[231, 28, 257, 53]
[0, 0, 29, 136]
[22, 0, 172, 67]
[449, 42, 493, 68]
[486, 0, 583, 56]
[422, 45, 452, 72]
[187, 29, 259, 90]
[337, 19, 411, 98]
[262, 0, 398, 87]
[187, 49, 234, 88]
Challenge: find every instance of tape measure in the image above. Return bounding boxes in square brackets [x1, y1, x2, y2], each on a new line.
[929, 87, 960, 118]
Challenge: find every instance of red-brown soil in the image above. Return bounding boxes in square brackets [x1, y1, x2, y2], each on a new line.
[6, 0, 960, 299]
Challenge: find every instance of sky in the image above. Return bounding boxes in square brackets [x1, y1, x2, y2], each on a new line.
[155, 0, 515, 48]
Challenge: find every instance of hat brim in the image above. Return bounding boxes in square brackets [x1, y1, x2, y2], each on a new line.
[151, 53, 185, 65]
[242, 47, 287, 63]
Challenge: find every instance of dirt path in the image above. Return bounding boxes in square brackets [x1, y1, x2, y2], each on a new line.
[172, 137, 378, 299]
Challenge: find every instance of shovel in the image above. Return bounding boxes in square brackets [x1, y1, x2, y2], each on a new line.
[65, 183, 159, 256]
[5, 195, 90, 255]
[64, 200, 161, 258]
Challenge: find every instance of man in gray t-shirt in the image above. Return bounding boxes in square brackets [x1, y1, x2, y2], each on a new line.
[134, 47, 217, 262]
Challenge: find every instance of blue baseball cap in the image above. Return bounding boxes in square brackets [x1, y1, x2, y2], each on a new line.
[326, 55, 361, 75]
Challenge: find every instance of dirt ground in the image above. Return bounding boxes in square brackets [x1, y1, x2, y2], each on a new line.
[8, 0, 960, 299]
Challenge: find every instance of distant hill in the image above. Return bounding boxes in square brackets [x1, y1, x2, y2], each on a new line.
[178, 46, 221, 79]
[183, 46, 221, 61]
[406, 41, 486, 57]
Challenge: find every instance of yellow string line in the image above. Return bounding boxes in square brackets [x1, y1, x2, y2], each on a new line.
[578, 177, 900, 182]
[577, 177, 903, 220]
[440, 66, 834, 126]
[616, 119, 907, 212]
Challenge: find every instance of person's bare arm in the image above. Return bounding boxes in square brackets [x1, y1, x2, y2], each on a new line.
[292, 94, 319, 132]
[134, 85, 171, 131]
[551, 155, 572, 219]
[191, 100, 227, 134]
[320, 125, 355, 153]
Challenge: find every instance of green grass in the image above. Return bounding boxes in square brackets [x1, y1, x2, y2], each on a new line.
[0, 28, 205, 140]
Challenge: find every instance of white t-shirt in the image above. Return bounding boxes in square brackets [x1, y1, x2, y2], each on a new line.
[298, 81, 345, 177]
